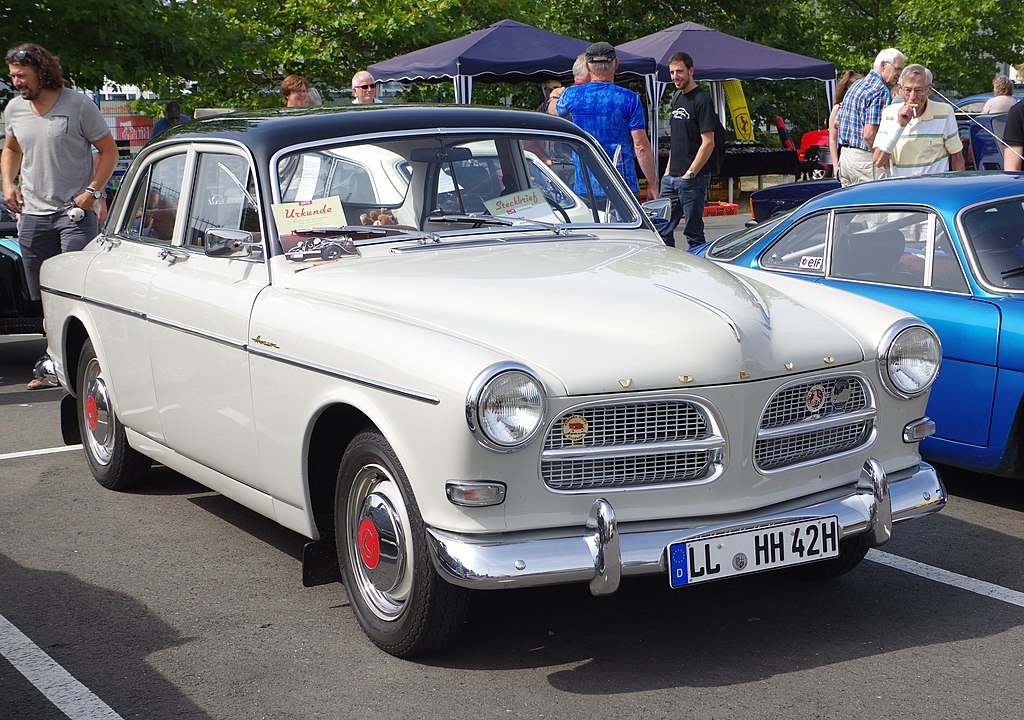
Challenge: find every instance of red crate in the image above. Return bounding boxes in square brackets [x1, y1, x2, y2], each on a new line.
[703, 201, 738, 217]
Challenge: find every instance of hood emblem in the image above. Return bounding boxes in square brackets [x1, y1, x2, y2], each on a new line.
[823, 355, 835, 364]
[618, 378, 632, 388]
[784, 362, 794, 371]
[739, 371, 750, 379]
[562, 414, 589, 443]
[678, 374, 693, 384]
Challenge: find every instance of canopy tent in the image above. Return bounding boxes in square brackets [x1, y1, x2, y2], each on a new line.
[367, 19, 657, 105]
[618, 23, 837, 145]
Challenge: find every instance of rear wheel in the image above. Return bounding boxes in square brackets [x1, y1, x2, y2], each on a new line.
[77, 339, 151, 490]
[335, 430, 470, 656]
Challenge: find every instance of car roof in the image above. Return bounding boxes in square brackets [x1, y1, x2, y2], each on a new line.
[149, 104, 587, 164]
[798, 172, 1024, 214]
[954, 93, 1024, 106]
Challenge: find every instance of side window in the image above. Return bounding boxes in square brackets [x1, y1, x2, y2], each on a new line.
[760, 214, 828, 274]
[119, 153, 186, 245]
[185, 153, 260, 250]
[931, 224, 969, 292]
[832, 211, 943, 288]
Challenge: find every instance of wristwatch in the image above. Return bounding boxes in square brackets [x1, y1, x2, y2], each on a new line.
[85, 186, 107, 199]
[683, 171, 695, 179]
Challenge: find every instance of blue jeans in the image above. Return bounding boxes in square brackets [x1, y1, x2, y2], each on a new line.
[19, 209, 98, 300]
[659, 173, 712, 248]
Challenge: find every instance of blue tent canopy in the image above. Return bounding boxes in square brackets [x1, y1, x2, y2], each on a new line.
[367, 19, 657, 104]
[617, 22, 836, 84]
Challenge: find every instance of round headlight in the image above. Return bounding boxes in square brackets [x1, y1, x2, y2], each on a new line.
[468, 367, 545, 450]
[879, 323, 941, 398]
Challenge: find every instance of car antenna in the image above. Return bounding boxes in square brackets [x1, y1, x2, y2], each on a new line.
[932, 87, 1024, 165]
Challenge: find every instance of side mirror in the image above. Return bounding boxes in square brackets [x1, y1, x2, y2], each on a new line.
[642, 197, 671, 229]
[205, 228, 259, 258]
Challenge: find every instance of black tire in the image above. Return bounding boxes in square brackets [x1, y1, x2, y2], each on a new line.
[76, 339, 151, 490]
[335, 431, 470, 656]
[789, 533, 870, 580]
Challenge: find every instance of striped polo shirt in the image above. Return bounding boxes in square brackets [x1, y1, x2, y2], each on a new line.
[873, 99, 962, 176]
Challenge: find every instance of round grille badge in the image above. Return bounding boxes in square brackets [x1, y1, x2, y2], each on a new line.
[732, 553, 748, 571]
[805, 384, 827, 414]
[562, 414, 589, 443]
[357, 518, 381, 570]
[831, 378, 852, 410]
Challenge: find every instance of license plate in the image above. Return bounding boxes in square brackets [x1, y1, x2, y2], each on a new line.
[668, 516, 839, 588]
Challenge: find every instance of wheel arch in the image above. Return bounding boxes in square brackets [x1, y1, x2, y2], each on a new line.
[60, 315, 91, 396]
[306, 403, 376, 539]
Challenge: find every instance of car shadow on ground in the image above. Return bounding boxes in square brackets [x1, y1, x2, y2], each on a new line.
[177, 482, 1024, 684]
[0, 554, 212, 719]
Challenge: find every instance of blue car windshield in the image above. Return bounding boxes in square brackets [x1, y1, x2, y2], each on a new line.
[962, 199, 1024, 291]
[707, 211, 792, 261]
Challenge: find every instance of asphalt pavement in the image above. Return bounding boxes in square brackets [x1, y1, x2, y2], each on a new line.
[2, 254, 1024, 719]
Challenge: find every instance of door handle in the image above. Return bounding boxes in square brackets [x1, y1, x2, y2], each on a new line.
[157, 248, 189, 265]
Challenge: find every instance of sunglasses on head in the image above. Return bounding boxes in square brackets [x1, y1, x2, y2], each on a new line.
[5, 49, 31, 63]
[353, 84, 375, 90]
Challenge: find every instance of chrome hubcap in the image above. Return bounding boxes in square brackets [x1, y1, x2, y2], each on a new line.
[83, 360, 115, 465]
[347, 464, 413, 621]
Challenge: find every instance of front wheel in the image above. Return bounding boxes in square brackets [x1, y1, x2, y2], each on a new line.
[76, 339, 151, 490]
[335, 430, 470, 656]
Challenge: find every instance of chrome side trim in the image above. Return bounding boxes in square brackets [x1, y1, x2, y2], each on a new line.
[148, 314, 246, 350]
[427, 459, 945, 595]
[247, 344, 440, 405]
[43, 291, 438, 405]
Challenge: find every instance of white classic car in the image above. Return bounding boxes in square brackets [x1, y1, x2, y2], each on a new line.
[40, 105, 946, 656]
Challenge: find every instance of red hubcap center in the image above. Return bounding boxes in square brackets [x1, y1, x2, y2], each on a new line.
[358, 518, 381, 569]
[85, 396, 98, 431]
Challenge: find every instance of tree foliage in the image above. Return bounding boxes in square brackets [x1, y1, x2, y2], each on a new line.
[2, 0, 1022, 140]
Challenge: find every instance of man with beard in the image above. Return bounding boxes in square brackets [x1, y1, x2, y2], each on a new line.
[2, 43, 117, 388]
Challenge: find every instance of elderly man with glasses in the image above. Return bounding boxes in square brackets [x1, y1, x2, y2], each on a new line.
[872, 64, 964, 177]
[351, 71, 383, 104]
[835, 48, 907, 186]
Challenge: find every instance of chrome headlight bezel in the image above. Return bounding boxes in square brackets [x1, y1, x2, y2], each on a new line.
[466, 363, 547, 452]
[877, 320, 941, 399]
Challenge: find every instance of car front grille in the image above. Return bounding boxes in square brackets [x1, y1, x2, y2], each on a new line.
[540, 399, 723, 492]
[755, 375, 874, 471]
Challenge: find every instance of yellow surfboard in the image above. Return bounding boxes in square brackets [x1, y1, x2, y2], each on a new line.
[723, 80, 754, 141]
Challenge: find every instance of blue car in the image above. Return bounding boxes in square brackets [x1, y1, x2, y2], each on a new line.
[695, 172, 1024, 479]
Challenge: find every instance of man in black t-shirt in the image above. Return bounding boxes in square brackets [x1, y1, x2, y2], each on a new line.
[1004, 100, 1024, 171]
[660, 51, 716, 248]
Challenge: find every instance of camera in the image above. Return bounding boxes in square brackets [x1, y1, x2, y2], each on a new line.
[66, 205, 85, 222]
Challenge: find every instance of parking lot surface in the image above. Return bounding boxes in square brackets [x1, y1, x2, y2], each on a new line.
[2, 332, 1023, 720]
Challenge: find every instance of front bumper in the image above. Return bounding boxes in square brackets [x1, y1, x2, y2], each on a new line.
[427, 458, 945, 595]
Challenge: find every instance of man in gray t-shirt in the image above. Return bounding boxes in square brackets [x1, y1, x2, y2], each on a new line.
[2, 43, 117, 302]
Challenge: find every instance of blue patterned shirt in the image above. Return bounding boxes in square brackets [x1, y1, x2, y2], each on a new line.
[555, 81, 646, 193]
[836, 70, 890, 152]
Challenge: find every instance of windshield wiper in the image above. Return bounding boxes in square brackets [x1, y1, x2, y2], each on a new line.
[292, 224, 439, 244]
[1000, 265, 1024, 279]
[426, 212, 571, 236]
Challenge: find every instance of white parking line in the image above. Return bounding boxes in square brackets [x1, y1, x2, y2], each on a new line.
[0, 612, 124, 720]
[0, 445, 82, 461]
[868, 549, 1024, 608]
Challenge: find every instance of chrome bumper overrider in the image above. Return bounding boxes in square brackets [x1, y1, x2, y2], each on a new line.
[427, 459, 945, 596]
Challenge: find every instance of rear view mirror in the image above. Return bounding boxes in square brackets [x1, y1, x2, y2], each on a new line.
[410, 146, 473, 163]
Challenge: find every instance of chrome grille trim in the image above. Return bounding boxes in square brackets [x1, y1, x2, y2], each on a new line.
[755, 373, 875, 472]
[540, 397, 725, 493]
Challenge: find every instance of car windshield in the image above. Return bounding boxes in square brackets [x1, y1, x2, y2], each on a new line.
[273, 132, 641, 242]
[961, 198, 1024, 292]
[706, 210, 792, 261]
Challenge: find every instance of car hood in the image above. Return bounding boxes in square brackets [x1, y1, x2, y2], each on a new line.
[280, 239, 866, 395]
